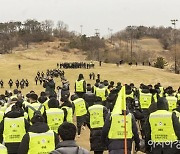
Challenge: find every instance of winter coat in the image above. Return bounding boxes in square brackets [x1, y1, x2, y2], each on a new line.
[83, 91, 96, 107]
[43, 79, 56, 96]
[50, 140, 89, 154]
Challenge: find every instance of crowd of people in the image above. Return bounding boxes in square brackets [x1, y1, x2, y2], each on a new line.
[58, 62, 95, 69]
[0, 72, 180, 154]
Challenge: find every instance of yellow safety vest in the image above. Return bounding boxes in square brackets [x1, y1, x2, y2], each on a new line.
[28, 130, 55, 154]
[95, 87, 106, 101]
[153, 93, 158, 103]
[0, 104, 7, 112]
[43, 98, 49, 110]
[24, 112, 28, 120]
[75, 80, 84, 92]
[73, 98, 87, 116]
[28, 103, 44, 120]
[108, 113, 133, 139]
[46, 108, 64, 133]
[176, 93, 180, 101]
[88, 105, 104, 128]
[93, 86, 97, 94]
[149, 110, 177, 142]
[61, 106, 73, 123]
[4, 117, 26, 143]
[0, 144, 8, 154]
[159, 87, 164, 97]
[126, 92, 134, 99]
[139, 91, 152, 109]
[166, 96, 177, 111]
[0, 111, 4, 122]
[10, 95, 17, 100]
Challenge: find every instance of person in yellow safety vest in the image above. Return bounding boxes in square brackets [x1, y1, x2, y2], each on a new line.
[83, 84, 96, 107]
[60, 93, 73, 123]
[71, 94, 88, 137]
[38, 91, 49, 110]
[18, 113, 59, 154]
[87, 98, 108, 154]
[102, 108, 140, 154]
[165, 87, 177, 112]
[45, 98, 67, 133]
[10, 89, 19, 100]
[95, 82, 108, 102]
[0, 143, 8, 154]
[50, 122, 89, 154]
[126, 85, 134, 99]
[173, 100, 180, 122]
[144, 97, 180, 154]
[0, 104, 30, 154]
[138, 85, 153, 139]
[75, 74, 86, 98]
[25, 93, 45, 121]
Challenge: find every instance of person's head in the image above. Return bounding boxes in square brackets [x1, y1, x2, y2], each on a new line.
[58, 122, 76, 141]
[71, 94, 79, 101]
[13, 89, 19, 95]
[103, 80, 109, 86]
[78, 74, 84, 80]
[40, 91, 46, 97]
[86, 84, 92, 91]
[157, 97, 168, 110]
[48, 98, 59, 108]
[110, 81, 114, 86]
[29, 93, 38, 103]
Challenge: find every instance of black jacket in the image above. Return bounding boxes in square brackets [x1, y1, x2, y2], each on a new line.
[0, 110, 30, 154]
[43, 79, 56, 96]
[18, 122, 59, 154]
[101, 111, 140, 151]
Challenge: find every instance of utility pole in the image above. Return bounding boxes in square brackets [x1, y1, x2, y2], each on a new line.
[128, 26, 135, 62]
[80, 25, 83, 35]
[171, 19, 178, 73]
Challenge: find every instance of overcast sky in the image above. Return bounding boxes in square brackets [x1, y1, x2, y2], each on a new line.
[0, 0, 180, 36]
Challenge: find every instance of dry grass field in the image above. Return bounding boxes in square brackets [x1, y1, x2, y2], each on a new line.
[0, 41, 180, 153]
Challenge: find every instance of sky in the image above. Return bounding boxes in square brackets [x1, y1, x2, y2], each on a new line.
[0, 0, 180, 36]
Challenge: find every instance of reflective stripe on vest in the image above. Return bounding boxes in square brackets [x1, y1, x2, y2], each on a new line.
[4, 117, 26, 143]
[88, 105, 104, 128]
[139, 91, 152, 109]
[46, 108, 64, 133]
[73, 98, 87, 116]
[24, 112, 28, 120]
[95, 88, 106, 101]
[108, 113, 133, 139]
[0, 144, 8, 154]
[0, 111, 4, 122]
[28, 130, 55, 154]
[75, 80, 84, 92]
[61, 106, 73, 123]
[166, 96, 177, 111]
[28, 103, 44, 120]
[149, 110, 177, 142]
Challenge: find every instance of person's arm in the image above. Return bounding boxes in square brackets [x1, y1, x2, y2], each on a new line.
[62, 108, 67, 122]
[172, 112, 180, 139]
[131, 115, 140, 150]
[83, 81, 86, 92]
[18, 133, 30, 154]
[24, 119, 30, 133]
[0, 120, 4, 143]
[54, 132, 59, 147]
[144, 116, 151, 152]
[101, 113, 111, 145]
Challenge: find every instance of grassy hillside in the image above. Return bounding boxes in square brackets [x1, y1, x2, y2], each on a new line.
[0, 41, 179, 154]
